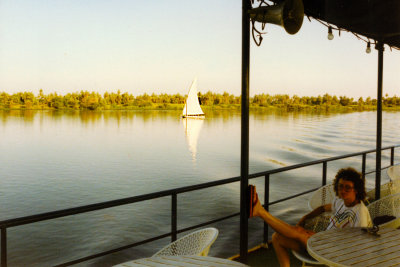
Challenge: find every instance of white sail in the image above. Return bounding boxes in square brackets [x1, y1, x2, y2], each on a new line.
[182, 78, 204, 117]
[183, 117, 204, 162]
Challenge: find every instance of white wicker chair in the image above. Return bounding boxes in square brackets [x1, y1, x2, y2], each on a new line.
[366, 180, 400, 202]
[291, 214, 329, 266]
[292, 250, 324, 267]
[308, 184, 335, 211]
[153, 227, 218, 257]
[387, 165, 400, 181]
[367, 192, 400, 229]
[302, 184, 333, 265]
[303, 213, 331, 233]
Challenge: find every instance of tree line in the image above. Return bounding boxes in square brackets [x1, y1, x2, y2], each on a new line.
[1, 90, 399, 111]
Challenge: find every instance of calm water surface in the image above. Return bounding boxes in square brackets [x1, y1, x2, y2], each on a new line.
[1, 110, 399, 266]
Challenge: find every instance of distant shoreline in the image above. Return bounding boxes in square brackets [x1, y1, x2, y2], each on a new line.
[1, 91, 399, 111]
[1, 105, 400, 112]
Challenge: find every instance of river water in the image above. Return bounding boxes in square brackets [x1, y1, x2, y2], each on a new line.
[0, 109, 399, 266]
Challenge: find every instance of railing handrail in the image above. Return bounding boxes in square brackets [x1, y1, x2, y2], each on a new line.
[2, 144, 398, 229]
[0, 177, 243, 228]
[1, 144, 399, 267]
[250, 145, 396, 178]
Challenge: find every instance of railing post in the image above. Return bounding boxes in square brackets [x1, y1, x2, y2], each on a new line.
[171, 193, 177, 242]
[375, 41, 384, 201]
[322, 162, 327, 186]
[239, 0, 251, 262]
[263, 174, 270, 244]
[390, 147, 395, 166]
[362, 153, 366, 179]
[1, 228, 6, 267]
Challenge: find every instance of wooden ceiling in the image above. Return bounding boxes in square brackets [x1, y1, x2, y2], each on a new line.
[302, 0, 400, 49]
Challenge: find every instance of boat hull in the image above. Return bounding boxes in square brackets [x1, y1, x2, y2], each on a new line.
[182, 114, 205, 118]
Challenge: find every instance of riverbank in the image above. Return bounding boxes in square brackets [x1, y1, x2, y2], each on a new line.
[1, 103, 400, 112]
[1, 91, 399, 111]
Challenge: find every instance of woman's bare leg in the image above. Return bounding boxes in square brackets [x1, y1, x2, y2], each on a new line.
[252, 191, 314, 247]
[272, 232, 303, 267]
[250, 188, 314, 266]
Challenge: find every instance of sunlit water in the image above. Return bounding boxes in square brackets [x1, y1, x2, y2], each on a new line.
[0, 109, 399, 266]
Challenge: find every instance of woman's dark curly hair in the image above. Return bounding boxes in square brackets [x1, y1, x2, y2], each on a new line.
[333, 167, 366, 201]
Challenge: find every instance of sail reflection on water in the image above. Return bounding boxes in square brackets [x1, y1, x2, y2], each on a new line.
[182, 117, 204, 162]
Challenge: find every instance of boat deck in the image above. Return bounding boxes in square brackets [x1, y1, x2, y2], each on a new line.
[231, 244, 306, 267]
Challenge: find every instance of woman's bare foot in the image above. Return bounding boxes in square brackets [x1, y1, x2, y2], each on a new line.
[250, 186, 264, 217]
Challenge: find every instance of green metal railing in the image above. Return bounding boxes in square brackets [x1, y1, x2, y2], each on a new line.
[1, 145, 399, 267]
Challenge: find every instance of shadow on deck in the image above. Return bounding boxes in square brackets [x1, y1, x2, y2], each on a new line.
[231, 244, 322, 267]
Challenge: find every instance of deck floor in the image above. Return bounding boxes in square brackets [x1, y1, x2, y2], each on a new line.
[232, 244, 323, 267]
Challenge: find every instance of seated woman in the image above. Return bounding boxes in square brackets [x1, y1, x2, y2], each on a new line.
[249, 167, 372, 267]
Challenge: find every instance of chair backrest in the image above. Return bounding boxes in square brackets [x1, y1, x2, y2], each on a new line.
[303, 213, 331, 233]
[366, 180, 400, 202]
[387, 165, 400, 181]
[308, 184, 335, 211]
[153, 227, 219, 257]
[367, 192, 400, 229]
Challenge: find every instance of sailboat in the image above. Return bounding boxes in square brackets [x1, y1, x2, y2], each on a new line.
[182, 78, 205, 118]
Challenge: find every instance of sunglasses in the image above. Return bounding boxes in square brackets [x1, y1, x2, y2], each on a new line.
[338, 184, 354, 192]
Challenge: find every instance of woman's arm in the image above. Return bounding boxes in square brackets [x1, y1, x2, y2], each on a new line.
[297, 204, 332, 227]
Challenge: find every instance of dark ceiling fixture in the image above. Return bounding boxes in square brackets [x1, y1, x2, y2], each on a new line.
[248, 0, 400, 50]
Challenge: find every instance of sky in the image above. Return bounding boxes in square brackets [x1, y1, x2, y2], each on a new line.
[0, 0, 399, 98]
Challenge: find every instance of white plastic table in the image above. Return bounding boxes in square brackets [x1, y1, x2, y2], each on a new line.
[113, 255, 249, 267]
[307, 227, 400, 266]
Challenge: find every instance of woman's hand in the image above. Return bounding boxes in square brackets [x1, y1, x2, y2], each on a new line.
[297, 204, 331, 227]
[297, 216, 307, 227]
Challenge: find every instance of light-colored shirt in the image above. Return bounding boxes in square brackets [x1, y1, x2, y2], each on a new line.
[327, 197, 372, 230]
